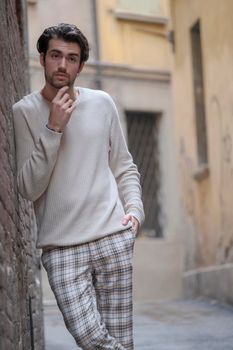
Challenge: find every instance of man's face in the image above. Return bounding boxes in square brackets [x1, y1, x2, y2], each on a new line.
[40, 38, 84, 89]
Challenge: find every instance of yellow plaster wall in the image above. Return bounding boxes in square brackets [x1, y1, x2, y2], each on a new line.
[97, 0, 171, 70]
[171, 0, 233, 268]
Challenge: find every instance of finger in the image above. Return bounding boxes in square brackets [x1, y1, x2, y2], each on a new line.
[60, 93, 72, 104]
[131, 216, 137, 223]
[54, 86, 69, 101]
[122, 214, 131, 225]
[66, 101, 77, 114]
[63, 98, 74, 109]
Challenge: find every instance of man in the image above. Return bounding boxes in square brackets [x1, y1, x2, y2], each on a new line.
[13, 23, 144, 350]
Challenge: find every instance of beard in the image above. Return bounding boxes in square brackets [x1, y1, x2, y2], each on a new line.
[44, 70, 76, 89]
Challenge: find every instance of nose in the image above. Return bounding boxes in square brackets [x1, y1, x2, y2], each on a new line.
[58, 56, 67, 71]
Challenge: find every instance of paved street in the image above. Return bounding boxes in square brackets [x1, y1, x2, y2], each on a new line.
[43, 298, 233, 350]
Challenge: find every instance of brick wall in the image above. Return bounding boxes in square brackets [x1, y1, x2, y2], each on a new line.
[0, 1, 44, 349]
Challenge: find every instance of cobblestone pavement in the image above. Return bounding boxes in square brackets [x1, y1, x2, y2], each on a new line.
[43, 298, 233, 350]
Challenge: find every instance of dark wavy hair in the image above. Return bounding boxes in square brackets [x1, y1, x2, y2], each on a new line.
[37, 23, 89, 63]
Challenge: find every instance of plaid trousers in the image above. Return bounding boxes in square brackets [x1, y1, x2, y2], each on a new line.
[41, 228, 136, 350]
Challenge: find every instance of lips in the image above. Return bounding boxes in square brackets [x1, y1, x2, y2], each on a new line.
[54, 73, 68, 79]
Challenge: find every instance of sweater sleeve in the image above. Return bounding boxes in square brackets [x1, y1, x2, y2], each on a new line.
[108, 97, 145, 225]
[13, 104, 62, 202]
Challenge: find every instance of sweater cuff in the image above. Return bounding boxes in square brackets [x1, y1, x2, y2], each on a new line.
[46, 124, 63, 133]
[128, 210, 145, 227]
[43, 124, 63, 139]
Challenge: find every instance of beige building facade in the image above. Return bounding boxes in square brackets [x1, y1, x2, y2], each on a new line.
[170, 0, 233, 303]
[96, 0, 182, 300]
[27, 0, 183, 300]
[27, 0, 99, 89]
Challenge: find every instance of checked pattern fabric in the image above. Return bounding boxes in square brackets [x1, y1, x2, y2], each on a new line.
[42, 228, 136, 350]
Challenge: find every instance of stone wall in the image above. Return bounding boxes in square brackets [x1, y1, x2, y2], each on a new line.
[0, 0, 44, 349]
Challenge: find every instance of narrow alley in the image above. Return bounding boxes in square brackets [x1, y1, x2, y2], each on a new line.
[44, 298, 233, 350]
[2, 1, 233, 349]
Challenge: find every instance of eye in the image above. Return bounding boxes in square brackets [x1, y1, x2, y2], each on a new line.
[51, 52, 60, 59]
[68, 56, 78, 63]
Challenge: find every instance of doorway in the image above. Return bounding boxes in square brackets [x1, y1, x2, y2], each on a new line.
[126, 111, 163, 238]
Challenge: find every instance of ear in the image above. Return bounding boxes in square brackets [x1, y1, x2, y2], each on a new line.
[77, 62, 84, 74]
[40, 53, 45, 67]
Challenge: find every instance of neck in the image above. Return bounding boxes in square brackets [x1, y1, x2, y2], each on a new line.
[41, 84, 77, 102]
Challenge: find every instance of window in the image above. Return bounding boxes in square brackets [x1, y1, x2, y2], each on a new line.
[117, 0, 161, 16]
[190, 20, 208, 166]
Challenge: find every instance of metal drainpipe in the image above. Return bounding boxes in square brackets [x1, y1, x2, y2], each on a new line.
[91, 0, 102, 90]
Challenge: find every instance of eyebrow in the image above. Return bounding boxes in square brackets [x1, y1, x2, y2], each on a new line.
[49, 49, 80, 57]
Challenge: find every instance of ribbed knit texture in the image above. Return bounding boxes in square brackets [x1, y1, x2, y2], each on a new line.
[13, 87, 144, 248]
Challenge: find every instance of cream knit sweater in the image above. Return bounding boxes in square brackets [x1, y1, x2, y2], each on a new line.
[13, 87, 144, 248]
